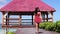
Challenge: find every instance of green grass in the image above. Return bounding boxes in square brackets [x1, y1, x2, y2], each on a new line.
[7, 31, 14, 34]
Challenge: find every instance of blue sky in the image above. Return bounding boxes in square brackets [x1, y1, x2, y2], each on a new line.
[0, 0, 60, 23]
[42, 0, 60, 22]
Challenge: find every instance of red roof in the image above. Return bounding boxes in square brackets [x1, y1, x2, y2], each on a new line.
[0, 0, 55, 12]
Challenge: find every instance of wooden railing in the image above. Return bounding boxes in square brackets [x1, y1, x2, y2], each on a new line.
[4, 18, 19, 20]
[22, 19, 32, 23]
[3, 18, 33, 26]
[3, 18, 19, 26]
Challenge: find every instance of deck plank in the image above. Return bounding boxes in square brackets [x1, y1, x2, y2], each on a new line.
[14, 28, 60, 34]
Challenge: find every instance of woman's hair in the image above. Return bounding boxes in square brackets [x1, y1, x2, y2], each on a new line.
[35, 7, 40, 15]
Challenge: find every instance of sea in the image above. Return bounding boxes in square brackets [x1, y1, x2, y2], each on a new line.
[0, 24, 2, 32]
[0, 24, 18, 32]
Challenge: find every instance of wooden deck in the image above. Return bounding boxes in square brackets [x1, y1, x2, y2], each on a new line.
[14, 28, 60, 34]
[2, 25, 60, 34]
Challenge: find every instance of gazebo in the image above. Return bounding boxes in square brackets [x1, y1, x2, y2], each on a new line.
[0, 0, 55, 28]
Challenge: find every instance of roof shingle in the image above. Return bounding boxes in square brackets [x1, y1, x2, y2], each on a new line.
[0, 0, 55, 12]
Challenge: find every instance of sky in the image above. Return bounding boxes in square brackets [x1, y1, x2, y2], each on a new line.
[0, 0, 60, 23]
[42, 0, 60, 22]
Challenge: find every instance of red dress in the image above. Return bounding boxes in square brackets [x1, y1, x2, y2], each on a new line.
[34, 14, 42, 23]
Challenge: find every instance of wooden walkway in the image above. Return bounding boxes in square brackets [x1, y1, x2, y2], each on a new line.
[14, 28, 60, 34]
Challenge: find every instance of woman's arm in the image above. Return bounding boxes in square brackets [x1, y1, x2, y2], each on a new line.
[33, 15, 35, 23]
[40, 13, 42, 22]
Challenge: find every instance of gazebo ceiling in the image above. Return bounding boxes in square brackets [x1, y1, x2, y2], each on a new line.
[0, 0, 55, 12]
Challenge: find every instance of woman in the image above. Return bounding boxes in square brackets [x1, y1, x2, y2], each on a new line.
[34, 12, 42, 33]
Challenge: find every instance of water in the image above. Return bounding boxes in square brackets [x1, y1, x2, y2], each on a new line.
[0, 24, 2, 32]
[0, 29, 2, 32]
[0, 24, 17, 32]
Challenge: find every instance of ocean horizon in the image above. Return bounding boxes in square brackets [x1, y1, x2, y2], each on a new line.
[0, 24, 2, 29]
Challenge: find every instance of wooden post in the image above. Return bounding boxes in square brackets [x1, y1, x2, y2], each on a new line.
[7, 14, 10, 26]
[43, 14, 45, 22]
[45, 14, 46, 22]
[19, 15, 21, 25]
[6, 14, 8, 34]
[5, 12, 9, 34]
[51, 12, 53, 22]
[2, 12, 4, 26]
[2, 12, 5, 34]
[46, 12, 48, 22]
[6, 15, 8, 26]
[2, 12, 9, 34]
[32, 15, 33, 25]
[42, 12, 45, 22]
[42, 12, 46, 22]
[33, 13, 36, 25]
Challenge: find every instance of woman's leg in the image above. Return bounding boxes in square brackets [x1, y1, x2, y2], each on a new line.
[36, 23, 39, 33]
